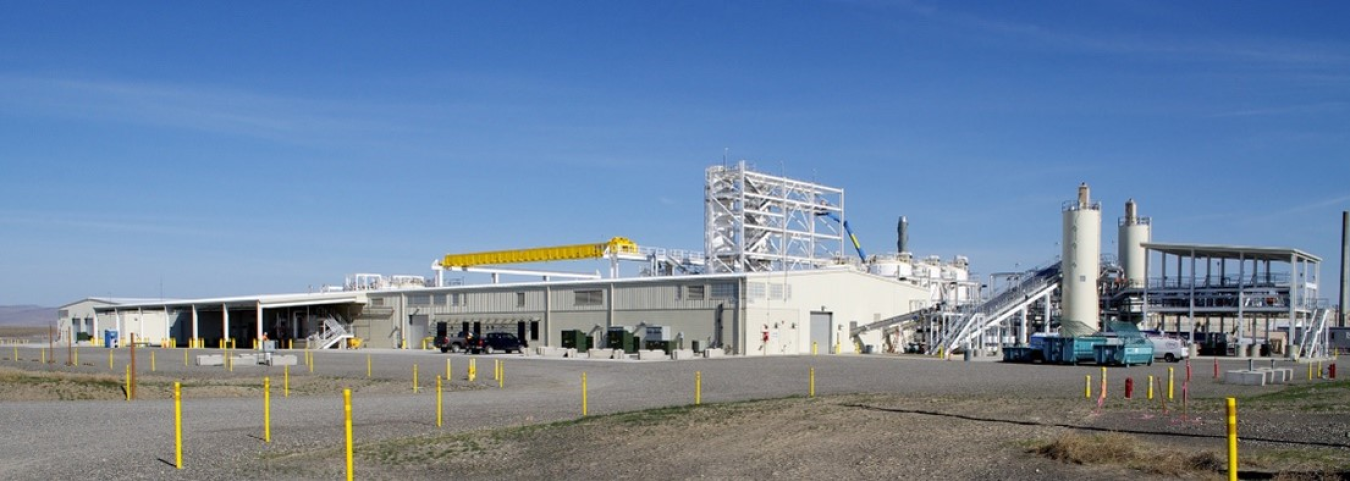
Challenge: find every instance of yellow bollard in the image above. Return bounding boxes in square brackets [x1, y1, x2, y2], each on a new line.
[184, 347, 189, 367]
[1100, 366, 1107, 399]
[174, 382, 183, 469]
[151, 351, 156, 372]
[1308, 361, 1313, 381]
[41, 348, 45, 364]
[809, 367, 816, 398]
[1147, 375, 1154, 400]
[581, 372, 588, 416]
[1226, 397, 1238, 481]
[308, 351, 313, 374]
[812, 341, 818, 356]
[284, 365, 290, 397]
[498, 361, 504, 389]
[468, 358, 476, 382]
[344, 389, 354, 481]
[1317, 360, 1323, 379]
[367, 353, 371, 378]
[109, 349, 114, 370]
[494, 359, 500, 381]
[74, 347, 78, 366]
[695, 371, 702, 405]
[125, 365, 131, 401]
[413, 364, 419, 393]
[1085, 375, 1091, 399]
[436, 375, 443, 428]
[1168, 367, 1175, 400]
[263, 377, 271, 443]
[446, 358, 451, 382]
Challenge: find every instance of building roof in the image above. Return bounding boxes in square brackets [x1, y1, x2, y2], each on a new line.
[85, 266, 915, 312]
[1141, 242, 1321, 263]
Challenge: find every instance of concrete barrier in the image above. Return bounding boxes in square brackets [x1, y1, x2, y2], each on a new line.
[535, 347, 567, 358]
[610, 349, 629, 360]
[637, 349, 666, 361]
[671, 349, 697, 360]
[588, 348, 615, 360]
[195, 354, 223, 366]
[704, 349, 726, 359]
[265, 354, 298, 366]
[1225, 370, 1267, 386]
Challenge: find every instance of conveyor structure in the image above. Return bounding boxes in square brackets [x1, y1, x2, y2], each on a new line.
[440, 237, 642, 267]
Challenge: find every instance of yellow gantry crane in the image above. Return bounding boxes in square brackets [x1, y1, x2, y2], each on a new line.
[433, 237, 645, 283]
[440, 237, 640, 268]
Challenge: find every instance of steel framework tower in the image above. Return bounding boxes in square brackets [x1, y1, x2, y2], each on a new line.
[704, 161, 845, 273]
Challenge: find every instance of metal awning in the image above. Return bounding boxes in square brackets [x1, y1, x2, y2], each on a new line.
[1142, 242, 1321, 263]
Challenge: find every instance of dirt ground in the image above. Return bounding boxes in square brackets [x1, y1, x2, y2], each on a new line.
[2, 353, 1347, 480]
[250, 392, 1350, 481]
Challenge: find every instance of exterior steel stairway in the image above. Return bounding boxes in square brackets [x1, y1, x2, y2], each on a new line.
[930, 262, 1061, 355]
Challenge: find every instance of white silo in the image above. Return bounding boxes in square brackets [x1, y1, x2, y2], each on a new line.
[1118, 199, 1151, 288]
[1060, 183, 1101, 337]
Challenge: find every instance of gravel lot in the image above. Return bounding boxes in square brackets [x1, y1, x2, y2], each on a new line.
[0, 346, 1344, 480]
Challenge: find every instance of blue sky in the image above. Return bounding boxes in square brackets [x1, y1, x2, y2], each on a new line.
[2, 1, 1348, 307]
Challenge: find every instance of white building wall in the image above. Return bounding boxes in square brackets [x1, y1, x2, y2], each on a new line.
[745, 268, 929, 355]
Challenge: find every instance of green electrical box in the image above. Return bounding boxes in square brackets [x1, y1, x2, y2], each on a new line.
[560, 330, 590, 353]
[607, 328, 636, 354]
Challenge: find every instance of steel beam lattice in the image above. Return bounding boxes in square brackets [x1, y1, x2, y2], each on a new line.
[705, 161, 845, 273]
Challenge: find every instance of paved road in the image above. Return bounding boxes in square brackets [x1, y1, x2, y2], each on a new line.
[0, 346, 1301, 480]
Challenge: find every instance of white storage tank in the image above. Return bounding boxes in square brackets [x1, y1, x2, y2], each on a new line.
[1118, 199, 1151, 288]
[1061, 183, 1101, 337]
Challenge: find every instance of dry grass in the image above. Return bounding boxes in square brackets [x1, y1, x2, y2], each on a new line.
[1033, 432, 1226, 478]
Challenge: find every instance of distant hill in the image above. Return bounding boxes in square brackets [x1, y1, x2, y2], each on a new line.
[0, 305, 57, 326]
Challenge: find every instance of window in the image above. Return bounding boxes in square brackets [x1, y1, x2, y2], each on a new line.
[769, 283, 784, 300]
[711, 282, 736, 299]
[371, 297, 386, 306]
[58, 309, 70, 319]
[575, 289, 604, 306]
[446, 293, 463, 307]
[748, 283, 766, 299]
[686, 285, 705, 301]
[516, 292, 526, 307]
[407, 294, 432, 306]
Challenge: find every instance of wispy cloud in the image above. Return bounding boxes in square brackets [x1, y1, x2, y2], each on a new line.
[846, 0, 1350, 69]
[1208, 101, 1350, 118]
[0, 75, 428, 147]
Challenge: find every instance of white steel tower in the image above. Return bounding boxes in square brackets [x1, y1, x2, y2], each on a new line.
[705, 161, 846, 273]
[1061, 183, 1101, 337]
[1118, 199, 1151, 288]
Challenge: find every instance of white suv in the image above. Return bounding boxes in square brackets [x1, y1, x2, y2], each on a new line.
[1146, 335, 1190, 363]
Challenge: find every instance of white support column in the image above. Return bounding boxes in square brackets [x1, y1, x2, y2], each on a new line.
[1019, 306, 1028, 345]
[1188, 249, 1196, 333]
[255, 302, 264, 346]
[222, 304, 230, 345]
[191, 305, 199, 341]
[1236, 253, 1245, 354]
[1290, 254, 1299, 356]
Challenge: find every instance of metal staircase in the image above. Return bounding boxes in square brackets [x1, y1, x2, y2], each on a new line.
[1299, 308, 1330, 359]
[308, 316, 353, 350]
[930, 262, 1061, 355]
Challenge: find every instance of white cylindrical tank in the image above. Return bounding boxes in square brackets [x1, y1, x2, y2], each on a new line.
[1061, 183, 1101, 337]
[1118, 199, 1151, 288]
[870, 254, 902, 277]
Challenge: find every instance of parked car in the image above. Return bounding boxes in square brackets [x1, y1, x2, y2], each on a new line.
[470, 332, 526, 354]
[1146, 334, 1190, 362]
[432, 322, 469, 353]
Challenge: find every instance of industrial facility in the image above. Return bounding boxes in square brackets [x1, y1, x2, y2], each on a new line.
[56, 162, 1343, 361]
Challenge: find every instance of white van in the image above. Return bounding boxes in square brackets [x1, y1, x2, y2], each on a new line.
[1146, 335, 1189, 362]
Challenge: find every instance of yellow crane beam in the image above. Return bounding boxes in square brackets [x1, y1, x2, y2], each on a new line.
[441, 237, 639, 268]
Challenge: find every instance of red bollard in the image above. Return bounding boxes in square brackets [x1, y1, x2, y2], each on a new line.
[1124, 377, 1134, 399]
[1331, 364, 1337, 379]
